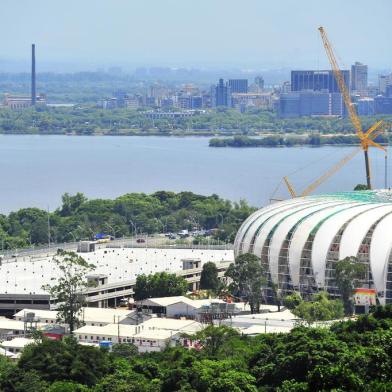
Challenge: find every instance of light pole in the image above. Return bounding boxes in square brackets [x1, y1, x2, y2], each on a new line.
[105, 224, 116, 239]
[129, 219, 137, 238]
[155, 218, 165, 234]
[217, 213, 224, 226]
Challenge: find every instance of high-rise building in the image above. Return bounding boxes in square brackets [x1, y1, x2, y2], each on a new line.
[291, 70, 350, 93]
[374, 96, 392, 114]
[214, 79, 231, 107]
[357, 98, 375, 116]
[351, 62, 368, 93]
[254, 76, 264, 90]
[113, 90, 128, 108]
[228, 79, 248, 93]
[386, 85, 392, 98]
[279, 91, 343, 118]
[379, 74, 392, 95]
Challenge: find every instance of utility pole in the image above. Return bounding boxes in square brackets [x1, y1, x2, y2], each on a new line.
[47, 207, 51, 248]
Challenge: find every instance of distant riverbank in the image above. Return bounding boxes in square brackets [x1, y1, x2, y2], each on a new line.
[209, 134, 389, 148]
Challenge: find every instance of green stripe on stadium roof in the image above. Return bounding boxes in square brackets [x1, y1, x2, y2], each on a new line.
[308, 190, 392, 204]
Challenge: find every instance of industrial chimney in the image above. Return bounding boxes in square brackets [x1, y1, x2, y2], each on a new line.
[31, 44, 36, 106]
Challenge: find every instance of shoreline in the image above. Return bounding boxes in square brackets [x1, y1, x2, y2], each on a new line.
[0, 132, 380, 147]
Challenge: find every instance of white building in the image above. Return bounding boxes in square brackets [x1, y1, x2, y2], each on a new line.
[14, 307, 134, 327]
[0, 247, 233, 314]
[73, 316, 203, 352]
[0, 337, 34, 356]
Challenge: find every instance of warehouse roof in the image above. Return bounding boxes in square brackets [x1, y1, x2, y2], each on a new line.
[0, 248, 233, 295]
[142, 317, 203, 333]
[137, 296, 195, 307]
[74, 323, 139, 338]
[14, 307, 134, 325]
[133, 329, 174, 340]
[0, 337, 34, 349]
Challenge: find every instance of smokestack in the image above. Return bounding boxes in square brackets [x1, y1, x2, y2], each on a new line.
[31, 44, 36, 106]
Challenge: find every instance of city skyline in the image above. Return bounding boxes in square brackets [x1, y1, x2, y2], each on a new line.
[1, 0, 391, 72]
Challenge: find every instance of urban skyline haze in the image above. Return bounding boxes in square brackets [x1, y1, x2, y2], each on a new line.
[1, 0, 391, 72]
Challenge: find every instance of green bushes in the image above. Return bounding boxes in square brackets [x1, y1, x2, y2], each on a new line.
[0, 191, 255, 249]
[0, 306, 392, 392]
[3, 308, 392, 391]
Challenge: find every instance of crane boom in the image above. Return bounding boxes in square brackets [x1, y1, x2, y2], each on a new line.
[318, 27, 362, 137]
[283, 176, 297, 198]
[300, 148, 361, 196]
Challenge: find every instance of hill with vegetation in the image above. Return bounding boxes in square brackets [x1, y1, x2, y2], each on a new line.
[0, 191, 255, 250]
[1, 106, 391, 137]
[1, 306, 392, 391]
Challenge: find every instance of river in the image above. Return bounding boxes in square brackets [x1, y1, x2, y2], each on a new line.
[0, 135, 389, 213]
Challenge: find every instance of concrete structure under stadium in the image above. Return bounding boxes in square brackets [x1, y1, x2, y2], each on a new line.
[234, 191, 392, 305]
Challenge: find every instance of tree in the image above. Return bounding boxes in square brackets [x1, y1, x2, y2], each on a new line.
[46, 381, 90, 392]
[18, 336, 109, 387]
[354, 184, 369, 191]
[200, 262, 220, 292]
[283, 292, 303, 310]
[291, 292, 344, 325]
[335, 256, 367, 316]
[59, 193, 87, 217]
[133, 272, 188, 301]
[43, 250, 95, 332]
[190, 325, 240, 358]
[111, 343, 138, 359]
[225, 253, 266, 313]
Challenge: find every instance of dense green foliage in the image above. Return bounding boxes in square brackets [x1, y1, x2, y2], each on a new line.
[199, 262, 220, 292]
[133, 272, 188, 300]
[0, 191, 255, 250]
[225, 253, 266, 314]
[335, 257, 367, 316]
[1, 106, 391, 136]
[209, 133, 389, 148]
[2, 306, 392, 391]
[290, 292, 344, 325]
[43, 250, 96, 332]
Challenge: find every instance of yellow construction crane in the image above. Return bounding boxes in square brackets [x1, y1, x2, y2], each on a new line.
[318, 26, 386, 190]
[283, 147, 361, 198]
[280, 28, 388, 199]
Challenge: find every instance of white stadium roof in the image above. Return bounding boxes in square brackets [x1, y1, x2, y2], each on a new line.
[234, 190, 392, 305]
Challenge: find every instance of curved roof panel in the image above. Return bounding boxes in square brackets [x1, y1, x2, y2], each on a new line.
[268, 201, 337, 283]
[233, 190, 392, 304]
[340, 205, 392, 260]
[287, 202, 355, 286]
[311, 204, 377, 287]
[369, 213, 392, 303]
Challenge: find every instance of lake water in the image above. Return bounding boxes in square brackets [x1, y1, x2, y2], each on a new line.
[0, 135, 389, 213]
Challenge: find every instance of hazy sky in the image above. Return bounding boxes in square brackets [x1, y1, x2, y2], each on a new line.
[1, 0, 391, 71]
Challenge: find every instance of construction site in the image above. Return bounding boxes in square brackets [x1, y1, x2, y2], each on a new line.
[235, 27, 392, 307]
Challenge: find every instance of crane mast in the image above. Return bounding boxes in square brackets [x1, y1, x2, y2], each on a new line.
[318, 27, 363, 137]
[318, 26, 385, 190]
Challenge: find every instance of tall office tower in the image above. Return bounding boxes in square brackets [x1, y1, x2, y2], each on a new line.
[291, 70, 350, 93]
[351, 62, 368, 93]
[254, 76, 264, 90]
[31, 44, 36, 106]
[379, 74, 392, 95]
[386, 85, 392, 98]
[228, 79, 248, 93]
[214, 79, 231, 107]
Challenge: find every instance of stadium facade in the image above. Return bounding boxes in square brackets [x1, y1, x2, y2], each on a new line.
[234, 191, 392, 304]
